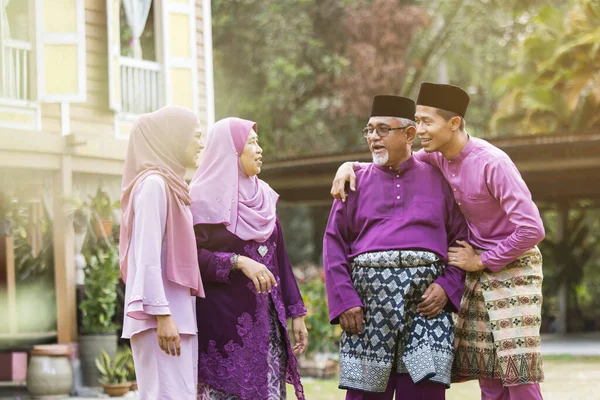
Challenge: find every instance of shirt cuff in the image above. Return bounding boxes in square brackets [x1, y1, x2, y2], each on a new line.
[211, 252, 236, 283]
[480, 252, 504, 272]
[434, 277, 461, 313]
[286, 301, 307, 319]
[329, 299, 364, 325]
[125, 299, 171, 319]
[143, 304, 171, 316]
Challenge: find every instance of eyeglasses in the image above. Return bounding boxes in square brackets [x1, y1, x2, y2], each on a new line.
[362, 126, 408, 138]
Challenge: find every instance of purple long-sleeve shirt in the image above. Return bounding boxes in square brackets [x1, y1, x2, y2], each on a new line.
[415, 136, 545, 271]
[324, 156, 468, 324]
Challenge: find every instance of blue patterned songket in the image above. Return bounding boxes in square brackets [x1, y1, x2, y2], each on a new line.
[340, 250, 454, 391]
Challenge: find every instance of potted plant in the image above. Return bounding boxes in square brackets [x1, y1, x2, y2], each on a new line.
[89, 188, 117, 238]
[63, 194, 90, 234]
[122, 346, 137, 391]
[63, 194, 92, 285]
[79, 245, 121, 387]
[95, 349, 131, 397]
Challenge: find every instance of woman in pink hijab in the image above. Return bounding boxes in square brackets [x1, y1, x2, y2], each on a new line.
[120, 105, 205, 400]
[190, 118, 308, 400]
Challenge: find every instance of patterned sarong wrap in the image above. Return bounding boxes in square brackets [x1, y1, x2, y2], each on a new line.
[339, 250, 455, 393]
[452, 247, 544, 386]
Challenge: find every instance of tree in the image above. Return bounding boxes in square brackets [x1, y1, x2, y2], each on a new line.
[212, 0, 355, 156]
[212, 0, 435, 156]
[540, 203, 600, 331]
[402, 0, 564, 136]
[332, 0, 428, 118]
[491, 0, 600, 135]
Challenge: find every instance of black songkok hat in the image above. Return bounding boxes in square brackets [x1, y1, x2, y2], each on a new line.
[416, 82, 470, 118]
[370, 95, 416, 121]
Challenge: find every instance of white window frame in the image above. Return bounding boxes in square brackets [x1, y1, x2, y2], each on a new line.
[0, 0, 40, 130]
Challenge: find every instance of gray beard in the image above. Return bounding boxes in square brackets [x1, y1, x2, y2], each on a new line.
[372, 151, 389, 166]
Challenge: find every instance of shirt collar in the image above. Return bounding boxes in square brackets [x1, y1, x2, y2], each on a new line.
[448, 134, 476, 163]
[374, 154, 417, 174]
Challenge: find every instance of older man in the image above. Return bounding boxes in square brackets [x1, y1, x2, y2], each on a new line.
[331, 83, 546, 400]
[324, 95, 468, 400]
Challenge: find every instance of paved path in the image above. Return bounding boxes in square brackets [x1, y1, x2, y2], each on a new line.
[541, 332, 600, 356]
[2, 333, 599, 399]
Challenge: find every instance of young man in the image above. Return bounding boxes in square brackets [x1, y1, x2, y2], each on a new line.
[324, 95, 468, 400]
[330, 83, 546, 400]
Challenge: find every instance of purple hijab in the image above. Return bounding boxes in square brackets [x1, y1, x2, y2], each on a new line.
[190, 117, 279, 243]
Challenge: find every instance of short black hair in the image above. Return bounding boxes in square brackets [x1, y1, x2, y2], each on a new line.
[435, 108, 465, 131]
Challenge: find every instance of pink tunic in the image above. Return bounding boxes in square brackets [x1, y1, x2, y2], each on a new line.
[415, 136, 545, 271]
[122, 175, 197, 338]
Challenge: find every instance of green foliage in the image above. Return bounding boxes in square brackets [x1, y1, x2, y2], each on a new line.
[63, 193, 91, 231]
[80, 245, 121, 334]
[539, 203, 600, 329]
[403, 0, 564, 136]
[0, 196, 55, 282]
[492, 0, 600, 135]
[13, 217, 54, 282]
[298, 276, 340, 355]
[277, 205, 315, 265]
[0, 196, 57, 337]
[122, 346, 136, 381]
[89, 188, 117, 221]
[212, 0, 571, 153]
[212, 0, 402, 157]
[0, 192, 21, 235]
[64, 187, 119, 231]
[95, 349, 129, 385]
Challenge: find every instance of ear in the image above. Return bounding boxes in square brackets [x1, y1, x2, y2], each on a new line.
[450, 116, 462, 131]
[405, 126, 417, 145]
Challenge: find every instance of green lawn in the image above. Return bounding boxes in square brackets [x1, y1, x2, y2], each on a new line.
[291, 356, 600, 400]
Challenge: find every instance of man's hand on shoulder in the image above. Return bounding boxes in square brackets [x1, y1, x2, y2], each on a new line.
[331, 162, 357, 202]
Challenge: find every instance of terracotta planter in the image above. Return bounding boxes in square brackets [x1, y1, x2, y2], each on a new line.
[26, 344, 73, 397]
[102, 382, 131, 397]
[130, 381, 138, 391]
[92, 219, 113, 238]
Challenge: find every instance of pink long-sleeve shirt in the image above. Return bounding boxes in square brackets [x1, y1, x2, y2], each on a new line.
[121, 175, 197, 339]
[415, 136, 545, 271]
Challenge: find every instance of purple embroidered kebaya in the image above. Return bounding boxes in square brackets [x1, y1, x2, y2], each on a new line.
[194, 221, 305, 399]
[190, 118, 306, 400]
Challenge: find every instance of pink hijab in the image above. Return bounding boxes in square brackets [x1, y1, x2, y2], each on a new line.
[120, 105, 205, 297]
[190, 117, 279, 243]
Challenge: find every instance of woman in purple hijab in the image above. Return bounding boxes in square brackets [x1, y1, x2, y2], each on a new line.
[190, 118, 308, 400]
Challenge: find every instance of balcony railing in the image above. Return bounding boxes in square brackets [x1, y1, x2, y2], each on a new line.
[119, 56, 162, 115]
[1, 39, 32, 101]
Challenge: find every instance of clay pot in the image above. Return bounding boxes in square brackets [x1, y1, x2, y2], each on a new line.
[102, 382, 131, 397]
[130, 381, 138, 391]
[92, 219, 113, 238]
[26, 344, 73, 398]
